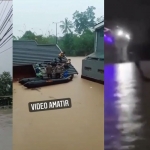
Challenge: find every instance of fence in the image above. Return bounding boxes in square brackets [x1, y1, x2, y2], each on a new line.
[0, 96, 12, 108]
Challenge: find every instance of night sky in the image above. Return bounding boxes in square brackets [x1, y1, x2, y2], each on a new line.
[105, 0, 150, 44]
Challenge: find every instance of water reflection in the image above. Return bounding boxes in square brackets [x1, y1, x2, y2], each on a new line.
[105, 63, 148, 150]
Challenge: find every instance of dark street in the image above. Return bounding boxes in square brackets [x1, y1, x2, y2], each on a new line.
[105, 1, 150, 149]
[105, 62, 150, 149]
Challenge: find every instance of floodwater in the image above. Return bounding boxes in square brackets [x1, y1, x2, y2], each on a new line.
[0, 109, 12, 150]
[105, 61, 150, 150]
[13, 57, 104, 150]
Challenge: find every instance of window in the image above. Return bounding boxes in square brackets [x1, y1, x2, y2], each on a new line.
[84, 67, 92, 71]
[98, 69, 104, 73]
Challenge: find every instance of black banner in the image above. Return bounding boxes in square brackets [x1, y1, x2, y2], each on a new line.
[28, 98, 72, 112]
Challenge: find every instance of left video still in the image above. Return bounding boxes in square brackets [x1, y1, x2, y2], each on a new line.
[0, 0, 13, 150]
[12, 0, 104, 149]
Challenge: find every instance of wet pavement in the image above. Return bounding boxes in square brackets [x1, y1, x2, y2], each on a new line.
[0, 109, 12, 150]
[105, 45, 130, 64]
[105, 61, 150, 150]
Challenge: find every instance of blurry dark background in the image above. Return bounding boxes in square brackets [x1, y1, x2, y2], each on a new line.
[105, 0, 150, 62]
[104, 1, 150, 150]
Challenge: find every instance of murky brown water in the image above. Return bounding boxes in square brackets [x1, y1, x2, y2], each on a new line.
[105, 61, 150, 150]
[0, 109, 12, 150]
[13, 57, 104, 150]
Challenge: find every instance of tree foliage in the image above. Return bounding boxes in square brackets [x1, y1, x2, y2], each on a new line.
[18, 31, 56, 44]
[20, 31, 36, 40]
[0, 72, 12, 96]
[73, 6, 96, 34]
[14, 6, 101, 56]
[13, 36, 17, 40]
[57, 29, 94, 56]
[60, 18, 73, 34]
[96, 16, 104, 23]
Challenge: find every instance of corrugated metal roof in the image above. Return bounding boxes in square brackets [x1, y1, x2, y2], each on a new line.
[95, 21, 104, 30]
[13, 40, 78, 74]
[87, 52, 104, 59]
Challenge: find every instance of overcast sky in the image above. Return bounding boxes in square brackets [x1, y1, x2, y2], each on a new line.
[0, 0, 12, 75]
[13, 0, 104, 37]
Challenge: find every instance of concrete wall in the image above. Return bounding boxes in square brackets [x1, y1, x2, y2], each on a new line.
[82, 59, 104, 81]
[81, 25, 104, 81]
[0, 1, 12, 75]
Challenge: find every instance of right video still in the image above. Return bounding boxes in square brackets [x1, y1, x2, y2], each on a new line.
[12, 0, 104, 150]
[105, 0, 150, 149]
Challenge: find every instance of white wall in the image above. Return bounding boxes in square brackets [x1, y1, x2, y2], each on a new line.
[0, 1, 12, 75]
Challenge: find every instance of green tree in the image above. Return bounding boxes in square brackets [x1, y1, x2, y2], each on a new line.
[17, 31, 57, 45]
[19, 31, 36, 40]
[13, 36, 17, 40]
[14, 29, 95, 56]
[60, 18, 73, 34]
[74, 29, 94, 56]
[13, 5, 97, 57]
[73, 6, 96, 34]
[96, 16, 104, 23]
[58, 30, 94, 56]
[59, 33, 74, 55]
[0, 72, 12, 96]
[96, 18, 101, 23]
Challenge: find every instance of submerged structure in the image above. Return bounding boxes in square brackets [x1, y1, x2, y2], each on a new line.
[81, 21, 104, 83]
[0, 96, 12, 107]
[13, 40, 78, 80]
[19, 63, 74, 88]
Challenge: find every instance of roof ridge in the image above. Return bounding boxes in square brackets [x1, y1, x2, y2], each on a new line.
[13, 40, 56, 46]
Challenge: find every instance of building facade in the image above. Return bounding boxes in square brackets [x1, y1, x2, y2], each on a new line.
[81, 21, 104, 83]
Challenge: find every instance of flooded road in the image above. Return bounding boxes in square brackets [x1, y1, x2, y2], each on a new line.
[0, 109, 12, 150]
[105, 61, 150, 150]
[13, 57, 104, 150]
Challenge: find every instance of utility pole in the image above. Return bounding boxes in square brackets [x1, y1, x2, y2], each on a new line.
[53, 22, 60, 44]
[56, 23, 57, 44]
